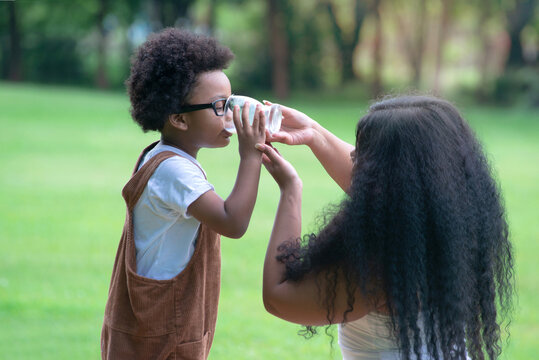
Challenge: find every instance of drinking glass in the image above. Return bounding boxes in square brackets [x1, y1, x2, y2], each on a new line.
[224, 95, 282, 134]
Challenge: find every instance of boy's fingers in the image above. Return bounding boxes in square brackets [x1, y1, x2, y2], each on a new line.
[258, 107, 266, 134]
[241, 101, 251, 129]
[233, 105, 242, 132]
[252, 105, 261, 131]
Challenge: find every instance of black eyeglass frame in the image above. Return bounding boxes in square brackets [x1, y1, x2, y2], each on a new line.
[178, 98, 228, 116]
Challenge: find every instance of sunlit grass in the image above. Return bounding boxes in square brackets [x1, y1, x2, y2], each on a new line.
[0, 82, 537, 359]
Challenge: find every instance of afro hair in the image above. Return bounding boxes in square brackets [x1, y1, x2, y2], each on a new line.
[126, 28, 234, 132]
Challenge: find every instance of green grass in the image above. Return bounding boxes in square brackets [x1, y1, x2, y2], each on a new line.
[1, 82, 537, 359]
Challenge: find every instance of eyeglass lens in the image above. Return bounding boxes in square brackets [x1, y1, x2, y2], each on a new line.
[213, 99, 227, 116]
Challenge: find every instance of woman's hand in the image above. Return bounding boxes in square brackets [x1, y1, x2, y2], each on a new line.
[264, 100, 354, 192]
[234, 102, 266, 160]
[255, 142, 302, 192]
[263, 101, 317, 147]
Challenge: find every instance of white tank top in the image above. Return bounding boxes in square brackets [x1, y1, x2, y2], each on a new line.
[338, 312, 402, 360]
[338, 313, 470, 360]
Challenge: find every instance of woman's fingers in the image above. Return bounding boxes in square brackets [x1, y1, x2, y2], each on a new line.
[265, 141, 280, 155]
[267, 131, 293, 145]
[255, 143, 282, 167]
[255, 142, 299, 189]
[261, 153, 271, 166]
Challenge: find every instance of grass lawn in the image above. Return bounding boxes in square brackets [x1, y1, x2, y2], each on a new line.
[0, 82, 537, 359]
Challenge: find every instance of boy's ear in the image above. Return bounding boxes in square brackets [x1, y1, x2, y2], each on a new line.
[168, 114, 189, 131]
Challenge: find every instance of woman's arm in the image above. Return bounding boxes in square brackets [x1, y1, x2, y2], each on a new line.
[308, 121, 355, 191]
[265, 102, 354, 191]
[258, 143, 371, 326]
[188, 104, 265, 238]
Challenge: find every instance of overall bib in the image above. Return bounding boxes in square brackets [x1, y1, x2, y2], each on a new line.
[101, 142, 221, 360]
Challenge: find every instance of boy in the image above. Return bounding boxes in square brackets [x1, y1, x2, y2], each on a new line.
[101, 28, 265, 359]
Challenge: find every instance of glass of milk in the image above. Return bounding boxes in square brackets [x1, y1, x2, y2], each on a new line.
[224, 95, 282, 134]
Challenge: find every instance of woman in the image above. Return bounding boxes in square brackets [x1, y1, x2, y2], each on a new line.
[256, 95, 514, 360]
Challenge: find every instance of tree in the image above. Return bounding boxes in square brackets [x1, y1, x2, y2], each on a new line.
[96, 0, 109, 88]
[505, 0, 537, 69]
[7, 1, 22, 81]
[324, 0, 368, 83]
[371, 0, 383, 98]
[394, 0, 428, 88]
[475, 0, 497, 99]
[207, 0, 218, 35]
[267, 0, 290, 99]
[433, 0, 454, 95]
[148, 0, 195, 30]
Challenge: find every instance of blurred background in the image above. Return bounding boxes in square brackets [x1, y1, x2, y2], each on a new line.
[1, 1, 538, 359]
[1, 0, 538, 103]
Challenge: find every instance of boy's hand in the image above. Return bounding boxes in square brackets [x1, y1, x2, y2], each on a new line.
[234, 102, 266, 160]
[255, 142, 302, 192]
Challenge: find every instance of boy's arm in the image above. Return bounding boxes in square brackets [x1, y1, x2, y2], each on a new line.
[187, 153, 261, 238]
[188, 103, 265, 238]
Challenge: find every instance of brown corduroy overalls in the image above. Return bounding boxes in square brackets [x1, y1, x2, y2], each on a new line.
[101, 142, 221, 360]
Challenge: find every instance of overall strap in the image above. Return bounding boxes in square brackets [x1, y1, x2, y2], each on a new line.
[131, 141, 159, 175]
[122, 150, 178, 210]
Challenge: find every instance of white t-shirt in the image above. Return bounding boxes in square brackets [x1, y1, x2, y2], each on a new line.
[132, 141, 214, 280]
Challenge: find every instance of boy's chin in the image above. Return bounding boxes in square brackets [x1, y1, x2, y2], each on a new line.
[212, 138, 231, 148]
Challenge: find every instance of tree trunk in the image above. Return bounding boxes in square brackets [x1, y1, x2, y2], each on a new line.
[433, 0, 453, 95]
[371, 0, 383, 98]
[96, 0, 109, 89]
[207, 0, 218, 35]
[268, 0, 289, 99]
[169, 1, 192, 28]
[505, 0, 536, 68]
[149, 0, 163, 30]
[325, 0, 367, 83]
[476, 0, 493, 100]
[8, 2, 22, 81]
[411, 0, 427, 88]
[397, 0, 427, 88]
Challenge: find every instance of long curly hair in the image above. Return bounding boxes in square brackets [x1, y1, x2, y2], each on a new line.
[277, 96, 514, 359]
[126, 28, 234, 132]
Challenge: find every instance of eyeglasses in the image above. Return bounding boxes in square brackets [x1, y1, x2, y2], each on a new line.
[178, 98, 228, 116]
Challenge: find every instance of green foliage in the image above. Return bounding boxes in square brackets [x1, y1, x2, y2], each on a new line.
[218, 1, 272, 93]
[2, 0, 538, 97]
[490, 67, 539, 106]
[1, 82, 538, 359]
[23, 37, 89, 85]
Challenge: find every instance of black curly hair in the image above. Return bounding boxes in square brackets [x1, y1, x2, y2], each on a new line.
[277, 96, 514, 359]
[126, 28, 234, 132]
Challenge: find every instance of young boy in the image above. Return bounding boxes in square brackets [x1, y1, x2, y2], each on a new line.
[101, 28, 266, 359]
